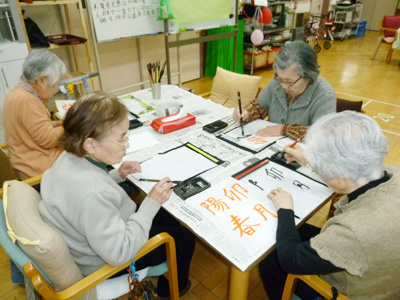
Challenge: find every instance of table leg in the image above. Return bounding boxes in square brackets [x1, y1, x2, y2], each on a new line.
[229, 265, 250, 300]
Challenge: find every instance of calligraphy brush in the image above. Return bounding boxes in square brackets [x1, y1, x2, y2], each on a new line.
[237, 91, 251, 139]
[139, 178, 181, 184]
[159, 60, 167, 83]
[147, 63, 154, 83]
[289, 135, 304, 148]
[238, 91, 244, 136]
[157, 61, 161, 82]
[152, 63, 157, 83]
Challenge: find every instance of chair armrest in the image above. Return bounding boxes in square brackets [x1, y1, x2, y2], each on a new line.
[381, 27, 399, 34]
[282, 274, 350, 300]
[0, 175, 42, 199]
[22, 175, 42, 188]
[24, 232, 178, 300]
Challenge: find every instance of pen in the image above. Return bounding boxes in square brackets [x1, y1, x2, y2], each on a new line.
[237, 91, 245, 136]
[139, 178, 181, 184]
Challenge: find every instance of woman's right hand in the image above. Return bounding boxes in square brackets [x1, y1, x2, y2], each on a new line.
[283, 144, 307, 166]
[233, 107, 249, 122]
[147, 177, 173, 205]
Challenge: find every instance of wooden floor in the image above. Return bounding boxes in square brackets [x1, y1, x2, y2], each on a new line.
[2, 30, 400, 300]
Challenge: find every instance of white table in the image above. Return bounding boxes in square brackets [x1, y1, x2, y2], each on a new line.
[120, 85, 333, 300]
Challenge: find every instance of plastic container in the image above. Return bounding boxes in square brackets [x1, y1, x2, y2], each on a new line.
[358, 20, 367, 29]
[357, 28, 366, 37]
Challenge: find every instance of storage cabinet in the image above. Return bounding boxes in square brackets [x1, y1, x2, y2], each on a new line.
[16, 0, 97, 90]
[332, 3, 363, 40]
[243, 2, 292, 74]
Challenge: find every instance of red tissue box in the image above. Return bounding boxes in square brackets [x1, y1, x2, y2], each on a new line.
[150, 113, 196, 134]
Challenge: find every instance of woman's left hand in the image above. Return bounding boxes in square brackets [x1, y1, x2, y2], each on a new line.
[256, 124, 283, 137]
[268, 187, 294, 211]
[118, 161, 142, 179]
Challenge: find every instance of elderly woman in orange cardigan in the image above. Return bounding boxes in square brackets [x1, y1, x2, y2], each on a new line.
[4, 49, 67, 179]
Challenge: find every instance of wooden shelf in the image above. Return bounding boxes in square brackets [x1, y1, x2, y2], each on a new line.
[244, 36, 291, 47]
[16, 0, 98, 92]
[19, 0, 80, 6]
[262, 26, 291, 34]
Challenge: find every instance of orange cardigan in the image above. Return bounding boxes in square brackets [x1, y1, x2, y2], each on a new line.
[4, 87, 63, 180]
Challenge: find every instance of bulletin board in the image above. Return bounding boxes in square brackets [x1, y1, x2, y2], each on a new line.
[167, 0, 236, 33]
[87, 0, 236, 43]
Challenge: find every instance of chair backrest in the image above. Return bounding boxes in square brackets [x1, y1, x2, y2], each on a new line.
[336, 98, 363, 113]
[2, 180, 96, 299]
[210, 67, 262, 108]
[382, 16, 400, 38]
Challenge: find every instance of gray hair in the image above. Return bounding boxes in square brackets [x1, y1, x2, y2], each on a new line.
[273, 40, 319, 85]
[22, 49, 67, 86]
[304, 111, 388, 183]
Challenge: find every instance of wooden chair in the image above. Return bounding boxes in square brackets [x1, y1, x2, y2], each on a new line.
[336, 98, 363, 113]
[1, 180, 179, 300]
[371, 16, 400, 64]
[282, 274, 350, 300]
[0, 143, 41, 199]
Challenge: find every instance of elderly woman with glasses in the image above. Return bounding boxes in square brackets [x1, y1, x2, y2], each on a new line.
[259, 111, 400, 299]
[39, 93, 195, 299]
[233, 40, 336, 140]
[3, 49, 67, 179]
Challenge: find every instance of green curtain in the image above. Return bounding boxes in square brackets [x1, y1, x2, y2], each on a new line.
[204, 19, 244, 78]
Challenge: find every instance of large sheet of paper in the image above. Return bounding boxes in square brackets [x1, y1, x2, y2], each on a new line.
[235, 160, 332, 219]
[218, 119, 284, 153]
[163, 161, 333, 271]
[132, 144, 219, 185]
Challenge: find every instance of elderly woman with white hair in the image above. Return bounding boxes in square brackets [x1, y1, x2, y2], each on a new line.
[4, 49, 67, 179]
[233, 40, 336, 139]
[258, 111, 400, 299]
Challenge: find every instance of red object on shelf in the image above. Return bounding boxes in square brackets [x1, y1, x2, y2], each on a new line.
[46, 34, 87, 45]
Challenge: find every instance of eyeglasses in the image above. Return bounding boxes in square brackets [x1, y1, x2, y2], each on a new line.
[274, 75, 302, 88]
[101, 133, 129, 149]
